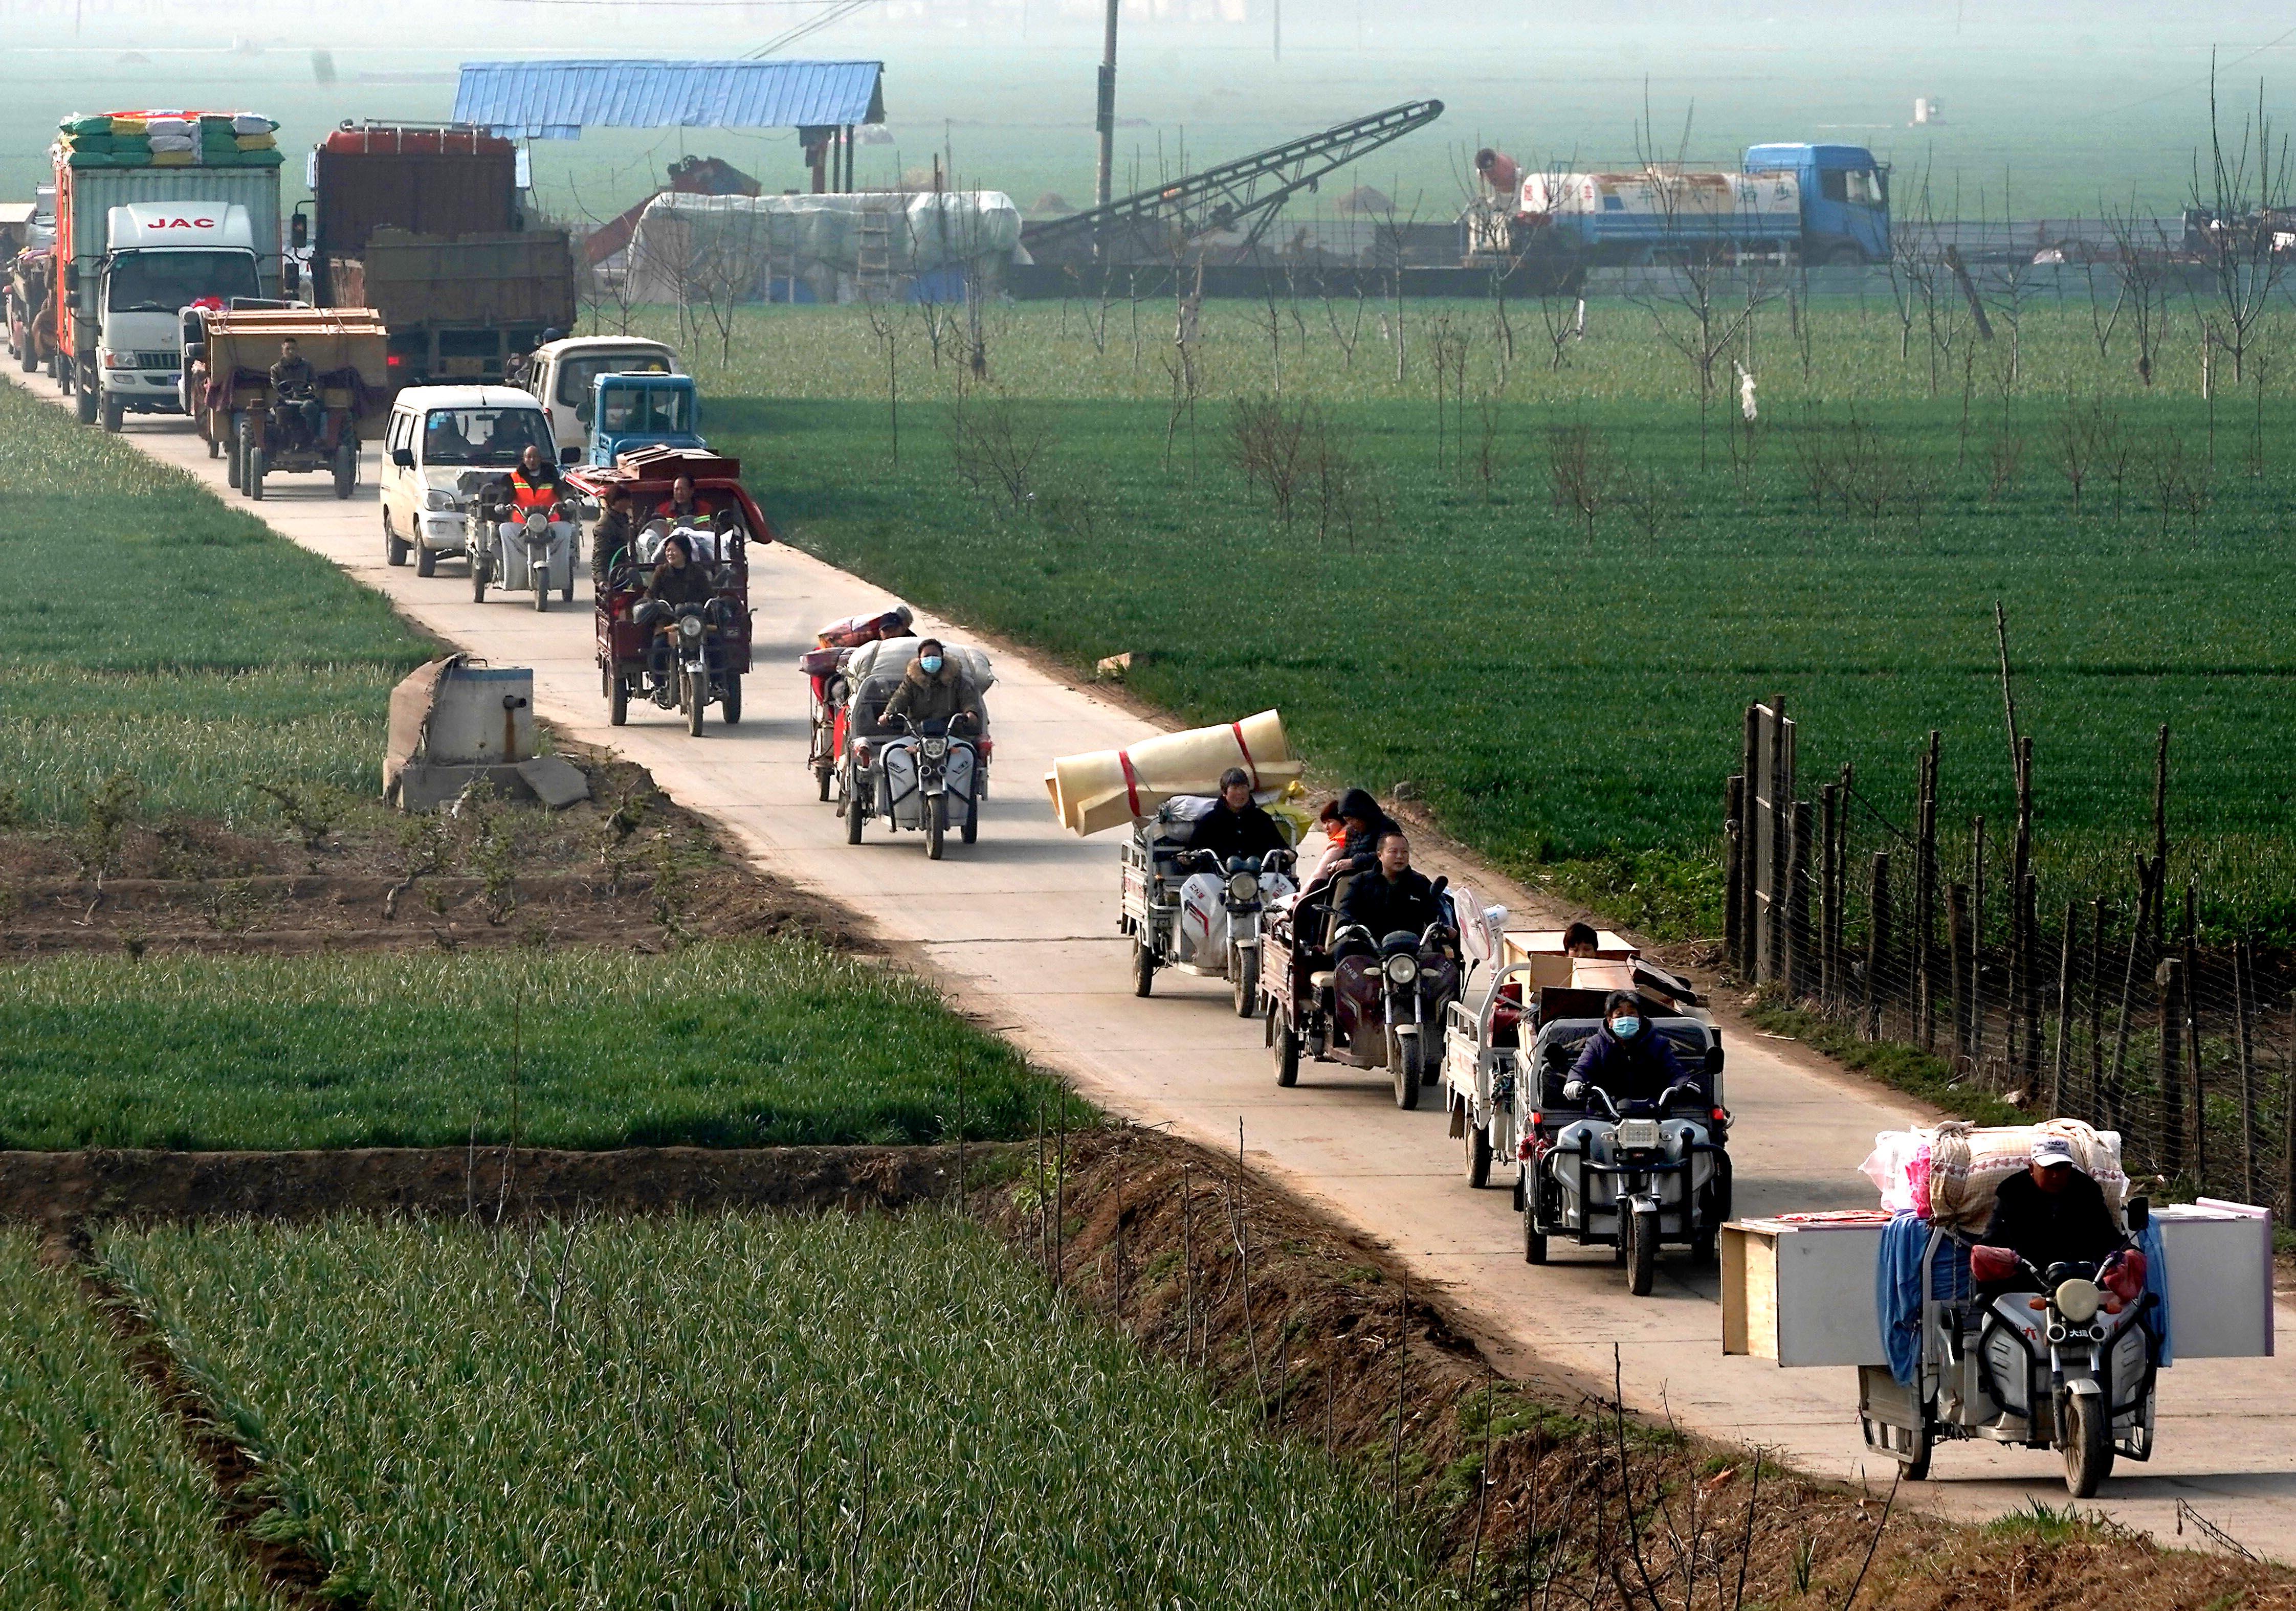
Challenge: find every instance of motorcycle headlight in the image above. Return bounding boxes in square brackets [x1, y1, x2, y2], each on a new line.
[425, 489, 456, 512]
[679, 615, 703, 639]
[1226, 871, 1258, 902]
[1384, 953, 1420, 986]
[923, 736, 948, 758]
[2054, 1278, 2102, 1325]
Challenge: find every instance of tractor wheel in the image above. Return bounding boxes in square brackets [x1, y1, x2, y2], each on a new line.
[334, 441, 356, 499]
[246, 446, 266, 500]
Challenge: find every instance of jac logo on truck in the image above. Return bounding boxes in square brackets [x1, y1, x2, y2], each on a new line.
[147, 216, 218, 230]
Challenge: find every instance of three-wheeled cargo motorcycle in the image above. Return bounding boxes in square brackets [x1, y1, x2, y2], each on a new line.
[1262, 861, 1462, 1109]
[573, 448, 768, 736]
[1119, 799, 1297, 1014]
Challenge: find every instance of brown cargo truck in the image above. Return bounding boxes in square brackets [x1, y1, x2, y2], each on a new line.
[301, 124, 577, 392]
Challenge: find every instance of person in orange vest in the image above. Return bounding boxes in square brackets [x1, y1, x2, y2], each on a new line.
[506, 443, 564, 517]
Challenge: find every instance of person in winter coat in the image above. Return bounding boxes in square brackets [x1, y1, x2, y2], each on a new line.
[881, 638, 984, 733]
[642, 532, 716, 607]
[590, 485, 637, 585]
[1186, 767, 1289, 861]
[1565, 991, 1698, 1108]
[1975, 1136, 2130, 1288]
[1307, 787, 1402, 886]
[1337, 831, 1444, 955]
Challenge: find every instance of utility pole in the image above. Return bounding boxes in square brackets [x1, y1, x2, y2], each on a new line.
[1095, 0, 1119, 212]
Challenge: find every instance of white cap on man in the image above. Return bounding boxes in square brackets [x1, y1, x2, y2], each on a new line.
[2031, 1135, 2078, 1168]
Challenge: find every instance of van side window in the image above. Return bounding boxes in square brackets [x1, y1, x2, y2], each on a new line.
[387, 412, 413, 457]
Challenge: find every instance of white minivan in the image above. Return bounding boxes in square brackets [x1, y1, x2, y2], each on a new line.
[380, 385, 565, 576]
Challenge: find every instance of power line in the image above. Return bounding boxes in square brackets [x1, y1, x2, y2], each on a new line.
[2083, 28, 2296, 120]
[746, 0, 879, 56]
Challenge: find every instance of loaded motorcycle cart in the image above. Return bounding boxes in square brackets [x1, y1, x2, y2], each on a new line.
[1437, 926, 1730, 1294]
[187, 306, 388, 500]
[1262, 860, 1462, 1110]
[1119, 799, 1297, 1014]
[830, 636, 996, 858]
[1724, 1127, 2276, 1496]
[571, 447, 770, 736]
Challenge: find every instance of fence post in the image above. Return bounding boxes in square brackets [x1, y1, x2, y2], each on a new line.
[1863, 852, 1889, 1041]
[2051, 900, 2075, 1117]
[2020, 872, 2042, 1090]
[2236, 936, 2258, 1206]
[1915, 734, 1939, 1053]
[1835, 764, 1855, 1005]
[2183, 882, 2202, 1191]
[1785, 800, 1813, 999]
[1819, 782, 1841, 1005]
[1969, 815, 1986, 1076]
[2108, 854, 2157, 1119]
[1740, 706, 1760, 979]
[1724, 774, 1745, 976]
[1946, 882, 1971, 1067]
[2158, 956, 2186, 1180]
[2087, 899, 2106, 1129]
[1767, 703, 1793, 984]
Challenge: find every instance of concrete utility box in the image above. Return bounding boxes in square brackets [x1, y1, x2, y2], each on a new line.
[383, 657, 587, 811]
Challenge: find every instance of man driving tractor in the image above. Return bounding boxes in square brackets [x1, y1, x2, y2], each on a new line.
[269, 338, 324, 450]
[1565, 991, 1698, 1109]
[882, 638, 985, 734]
[1186, 767, 1288, 861]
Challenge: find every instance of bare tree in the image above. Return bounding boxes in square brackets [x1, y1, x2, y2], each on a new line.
[1546, 421, 1614, 541]
[1624, 102, 1782, 469]
[682, 199, 770, 368]
[2103, 197, 2176, 385]
[2189, 61, 2295, 388]
[946, 389, 1051, 511]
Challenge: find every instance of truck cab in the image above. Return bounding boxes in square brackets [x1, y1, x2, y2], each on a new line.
[524, 335, 681, 455]
[1742, 144, 1890, 266]
[94, 203, 263, 427]
[586, 371, 704, 466]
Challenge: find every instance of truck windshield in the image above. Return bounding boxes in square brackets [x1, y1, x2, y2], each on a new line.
[598, 385, 692, 435]
[560, 352, 671, 407]
[422, 408, 554, 467]
[106, 250, 260, 312]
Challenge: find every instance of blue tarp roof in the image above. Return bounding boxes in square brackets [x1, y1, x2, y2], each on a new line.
[454, 60, 885, 141]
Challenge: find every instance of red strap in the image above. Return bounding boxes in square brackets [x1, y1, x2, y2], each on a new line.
[1230, 721, 1257, 786]
[1118, 749, 1143, 818]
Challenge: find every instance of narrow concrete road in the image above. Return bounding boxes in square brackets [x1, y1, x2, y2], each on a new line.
[35, 373, 2296, 1558]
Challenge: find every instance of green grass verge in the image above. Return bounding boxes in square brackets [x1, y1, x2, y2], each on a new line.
[0, 377, 430, 825]
[659, 300, 2296, 940]
[0, 1232, 269, 1608]
[1744, 1002, 2025, 1127]
[0, 942, 1070, 1150]
[104, 1213, 1441, 1607]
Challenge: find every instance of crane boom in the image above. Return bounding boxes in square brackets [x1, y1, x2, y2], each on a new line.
[1023, 99, 1444, 262]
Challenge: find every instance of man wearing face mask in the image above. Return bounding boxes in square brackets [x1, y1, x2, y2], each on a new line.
[882, 637, 985, 734]
[1565, 991, 1699, 1109]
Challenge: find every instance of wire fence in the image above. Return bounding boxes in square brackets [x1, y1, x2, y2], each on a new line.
[1726, 704, 2291, 1210]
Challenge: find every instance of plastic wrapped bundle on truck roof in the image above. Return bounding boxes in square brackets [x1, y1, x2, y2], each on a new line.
[53, 109, 279, 169]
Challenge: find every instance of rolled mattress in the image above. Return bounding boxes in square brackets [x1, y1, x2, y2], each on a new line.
[1047, 710, 1301, 836]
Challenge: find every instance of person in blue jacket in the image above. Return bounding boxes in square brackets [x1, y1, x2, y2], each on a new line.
[1564, 991, 1701, 1108]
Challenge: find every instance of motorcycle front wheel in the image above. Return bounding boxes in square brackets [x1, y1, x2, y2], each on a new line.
[1271, 1007, 1299, 1087]
[1463, 1112, 1492, 1188]
[1626, 1205, 1659, 1296]
[845, 774, 866, 844]
[1132, 939, 1156, 998]
[1389, 1029, 1422, 1111]
[926, 792, 946, 860]
[1523, 1194, 1548, 1264]
[684, 669, 707, 736]
[2059, 1390, 2114, 1497]
[1231, 946, 1259, 1018]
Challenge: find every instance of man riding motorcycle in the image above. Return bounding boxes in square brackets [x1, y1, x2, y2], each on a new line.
[1334, 831, 1442, 965]
[1564, 991, 1701, 1109]
[1186, 767, 1288, 860]
[1973, 1136, 2134, 1293]
[631, 532, 718, 685]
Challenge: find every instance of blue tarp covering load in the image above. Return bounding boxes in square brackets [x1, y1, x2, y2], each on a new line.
[453, 60, 886, 141]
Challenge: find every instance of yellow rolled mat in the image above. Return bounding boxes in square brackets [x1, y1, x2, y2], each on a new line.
[1046, 710, 1301, 837]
